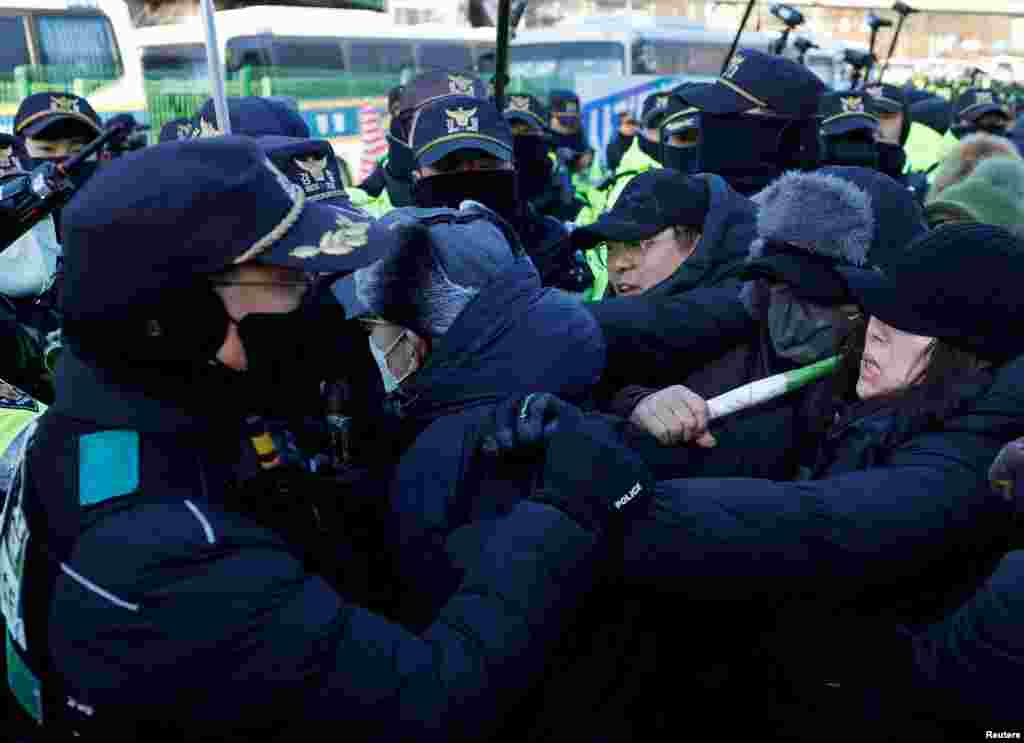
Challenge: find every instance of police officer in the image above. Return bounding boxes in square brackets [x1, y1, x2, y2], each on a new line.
[2, 136, 638, 739]
[189, 95, 311, 138]
[348, 70, 490, 217]
[407, 93, 592, 293]
[503, 93, 578, 221]
[952, 88, 1012, 139]
[819, 90, 906, 178]
[12, 92, 104, 239]
[675, 49, 823, 196]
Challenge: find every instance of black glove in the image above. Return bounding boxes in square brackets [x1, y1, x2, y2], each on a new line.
[990, 437, 1024, 530]
[480, 392, 584, 458]
[531, 415, 653, 536]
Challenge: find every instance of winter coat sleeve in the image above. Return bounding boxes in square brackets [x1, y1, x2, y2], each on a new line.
[50, 496, 597, 740]
[622, 426, 1018, 615]
[588, 288, 756, 393]
[623, 352, 1024, 614]
[899, 549, 1024, 727]
[359, 163, 388, 198]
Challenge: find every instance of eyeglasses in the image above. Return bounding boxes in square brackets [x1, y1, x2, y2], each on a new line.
[210, 275, 315, 291]
[608, 231, 677, 255]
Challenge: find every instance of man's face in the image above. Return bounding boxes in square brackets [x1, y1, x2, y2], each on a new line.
[875, 112, 903, 144]
[607, 227, 699, 296]
[416, 149, 514, 178]
[25, 135, 90, 159]
[212, 264, 311, 371]
[550, 114, 580, 135]
[620, 117, 638, 136]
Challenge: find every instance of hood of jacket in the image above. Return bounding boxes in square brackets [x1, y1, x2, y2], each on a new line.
[392, 255, 605, 428]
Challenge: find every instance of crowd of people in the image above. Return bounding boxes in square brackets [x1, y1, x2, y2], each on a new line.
[1, 48, 1024, 741]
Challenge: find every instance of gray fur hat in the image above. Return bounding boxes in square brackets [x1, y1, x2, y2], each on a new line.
[354, 202, 518, 338]
[741, 166, 927, 304]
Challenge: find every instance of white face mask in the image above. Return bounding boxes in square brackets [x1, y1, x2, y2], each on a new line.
[0, 216, 60, 298]
[367, 330, 418, 393]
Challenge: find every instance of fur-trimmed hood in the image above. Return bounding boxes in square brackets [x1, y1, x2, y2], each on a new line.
[749, 166, 927, 270]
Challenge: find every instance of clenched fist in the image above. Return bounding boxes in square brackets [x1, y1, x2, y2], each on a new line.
[630, 385, 717, 448]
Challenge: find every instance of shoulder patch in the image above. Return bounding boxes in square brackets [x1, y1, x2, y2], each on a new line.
[79, 430, 139, 507]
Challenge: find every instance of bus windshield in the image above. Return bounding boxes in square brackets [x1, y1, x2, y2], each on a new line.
[509, 42, 625, 79]
[36, 13, 121, 76]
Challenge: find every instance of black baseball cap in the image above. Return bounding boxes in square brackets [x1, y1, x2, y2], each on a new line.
[571, 170, 709, 249]
[954, 88, 1009, 123]
[62, 137, 386, 327]
[819, 91, 879, 136]
[503, 93, 549, 133]
[14, 92, 101, 139]
[678, 49, 824, 119]
[863, 83, 905, 115]
[408, 95, 513, 168]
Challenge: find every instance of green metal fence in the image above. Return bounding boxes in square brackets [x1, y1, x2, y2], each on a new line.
[0, 65, 117, 106]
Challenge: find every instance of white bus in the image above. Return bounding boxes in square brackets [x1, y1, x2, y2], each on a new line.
[104, 6, 497, 181]
[0, 0, 127, 120]
[501, 15, 842, 165]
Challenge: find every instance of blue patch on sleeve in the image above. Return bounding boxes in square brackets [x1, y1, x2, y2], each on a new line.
[78, 431, 140, 507]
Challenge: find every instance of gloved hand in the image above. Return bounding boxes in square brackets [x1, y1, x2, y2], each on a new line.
[532, 415, 653, 536]
[480, 392, 584, 458]
[990, 437, 1024, 511]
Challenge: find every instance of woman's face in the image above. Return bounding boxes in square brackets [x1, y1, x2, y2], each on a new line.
[857, 316, 936, 400]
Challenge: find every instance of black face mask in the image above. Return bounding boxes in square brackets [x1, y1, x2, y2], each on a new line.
[823, 134, 879, 170]
[216, 285, 343, 418]
[876, 141, 907, 179]
[695, 113, 815, 196]
[660, 142, 698, 174]
[513, 135, 554, 201]
[638, 134, 662, 164]
[412, 169, 521, 227]
[386, 133, 415, 183]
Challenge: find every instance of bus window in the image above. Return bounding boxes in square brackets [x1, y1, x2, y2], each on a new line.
[415, 42, 473, 72]
[650, 41, 689, 75]
[509, 42, 624, 80]
[271, 39, 344, 75]
[35, 13, 121, 77]
[348, 40, 415, 75]
[687, 44, 728, 76]
[141, 44, 208, 79]
[0, 16, 30, 76]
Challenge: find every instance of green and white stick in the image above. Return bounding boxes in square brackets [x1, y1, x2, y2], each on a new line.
[706, 355, 841, 421]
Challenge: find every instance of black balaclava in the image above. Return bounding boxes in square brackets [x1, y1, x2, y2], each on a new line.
[694, 112, 819, 196]
[412, 169, 521, 230]
[513, 134, 555, 203]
